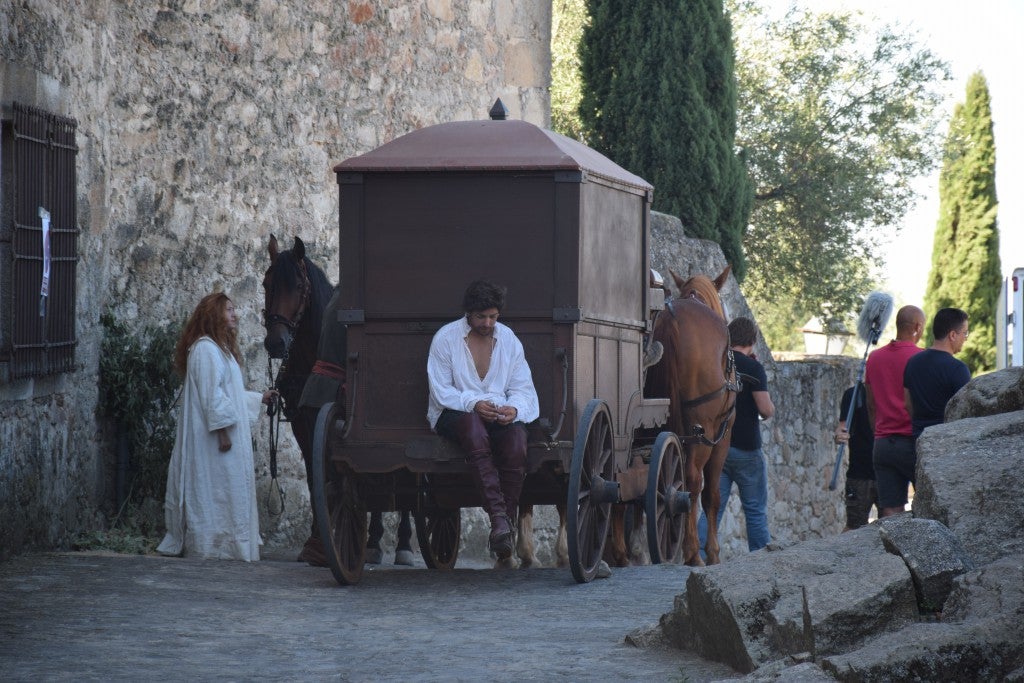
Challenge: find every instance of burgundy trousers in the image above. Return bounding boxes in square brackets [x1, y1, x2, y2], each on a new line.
[435, 409, 527, 519]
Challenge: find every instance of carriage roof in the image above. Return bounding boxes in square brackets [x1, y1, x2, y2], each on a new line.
[333, 119, 652, 195]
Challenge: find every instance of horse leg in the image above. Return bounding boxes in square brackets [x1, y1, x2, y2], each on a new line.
[516, 504, 538, 568]
[628, 504, 648, 565]
[554, 502, 568, 567]
[682, 446, 707, 567]
[292, 407, 329, 567]
[603, 504, 629, 567]
[702, 440, 730, 565]
[394, 511, 414, 566]
[366, 512, 384, 565]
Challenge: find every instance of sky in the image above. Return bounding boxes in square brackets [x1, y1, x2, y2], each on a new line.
[764, 0, 1023, 306]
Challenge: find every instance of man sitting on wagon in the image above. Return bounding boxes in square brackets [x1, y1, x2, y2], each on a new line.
[427, 280, 540, 565]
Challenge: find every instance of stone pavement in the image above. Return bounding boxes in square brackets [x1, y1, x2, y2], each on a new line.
[0, 550, 739, 682]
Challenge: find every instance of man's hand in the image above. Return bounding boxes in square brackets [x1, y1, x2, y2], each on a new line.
[495, 405, 517, 425]
[216, 428, 232, 452]
[474, 400, 500, 423]
[833, 426, 849, 445]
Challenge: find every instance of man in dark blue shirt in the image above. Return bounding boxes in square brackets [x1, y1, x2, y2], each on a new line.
[904, 308, 972, 438]
[893, 308, 972, 515]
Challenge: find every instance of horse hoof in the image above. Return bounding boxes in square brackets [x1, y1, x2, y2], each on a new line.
[297, 537, 329, 568]
[394, 549, 415, 566]
[493, 557, 516, 570]
[595, 560, 612, 579]
[365, 547, 383, 565]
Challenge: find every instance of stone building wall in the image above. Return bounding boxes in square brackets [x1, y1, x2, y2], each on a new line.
[0, 0, 551, 559]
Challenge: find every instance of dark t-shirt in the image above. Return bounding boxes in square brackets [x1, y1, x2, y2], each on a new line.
[839, 383, 875, 480]
[903, 349, 972, 437]
[732, 351, 768, 451]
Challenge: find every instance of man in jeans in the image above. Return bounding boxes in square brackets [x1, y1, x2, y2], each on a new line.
[699, 316, 775, 553]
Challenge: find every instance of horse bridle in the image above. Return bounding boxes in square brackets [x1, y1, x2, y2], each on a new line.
[262, 257, 313, 345]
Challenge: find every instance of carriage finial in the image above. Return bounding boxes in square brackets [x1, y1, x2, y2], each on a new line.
[489, 98, 509, 121]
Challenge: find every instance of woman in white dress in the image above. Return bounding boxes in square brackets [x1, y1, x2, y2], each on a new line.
[157, 292, 276, 561]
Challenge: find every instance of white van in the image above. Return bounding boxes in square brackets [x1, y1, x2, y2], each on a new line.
[996, 267, 1024, 368]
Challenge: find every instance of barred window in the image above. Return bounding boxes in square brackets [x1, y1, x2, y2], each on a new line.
[0, 103, 79, 380]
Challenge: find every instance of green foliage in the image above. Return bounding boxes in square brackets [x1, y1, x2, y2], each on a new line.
[551, 0, 588, 141]
[577, 0, 753, 278]
[98, 312, 182, 539]
[924, 72, 1000, 373]
[732, 3, 951, 350]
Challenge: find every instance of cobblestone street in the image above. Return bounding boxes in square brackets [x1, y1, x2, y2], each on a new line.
[0, 551, 738, 682]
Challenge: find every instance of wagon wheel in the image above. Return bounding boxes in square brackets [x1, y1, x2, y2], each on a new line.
[567, 399, 617, 583]
[311, 402, 368, 585]
[413, 506, 461, 570]
[645, 431, 687, 564]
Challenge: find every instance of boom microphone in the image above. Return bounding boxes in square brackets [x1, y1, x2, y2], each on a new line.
[856, 291, 894, 346]
[829, 289, 894, 492]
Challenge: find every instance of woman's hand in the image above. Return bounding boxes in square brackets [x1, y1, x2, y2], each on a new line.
[261, 389, 279, 406]
[216, 428, 232, 452]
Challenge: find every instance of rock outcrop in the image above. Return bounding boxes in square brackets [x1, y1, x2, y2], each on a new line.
[657, 368, 1024, 680]
[945, 366, 1024, 421]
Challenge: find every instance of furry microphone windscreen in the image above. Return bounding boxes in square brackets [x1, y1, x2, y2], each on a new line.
[856, 291, 895, 344]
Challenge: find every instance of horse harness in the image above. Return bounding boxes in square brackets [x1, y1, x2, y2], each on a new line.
[659, 295, 743, 448]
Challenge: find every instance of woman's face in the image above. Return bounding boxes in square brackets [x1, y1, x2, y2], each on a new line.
[223, 299, 238, 331]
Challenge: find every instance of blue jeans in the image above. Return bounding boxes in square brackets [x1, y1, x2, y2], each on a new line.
[698, 446, 771, 553]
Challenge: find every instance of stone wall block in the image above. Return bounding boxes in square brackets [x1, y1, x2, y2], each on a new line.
[877, 515, 976, 612]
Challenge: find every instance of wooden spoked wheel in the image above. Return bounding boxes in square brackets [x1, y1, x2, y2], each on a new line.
[311, 402, 368, 586]
[645, 431, 686, 564]
[567, 399, 617, 583]
[413, 507, 461, 570]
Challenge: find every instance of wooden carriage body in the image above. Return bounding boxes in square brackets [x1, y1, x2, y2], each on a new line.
[314, 113, 684, 584]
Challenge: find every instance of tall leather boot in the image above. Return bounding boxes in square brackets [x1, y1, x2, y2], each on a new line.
[466, 447, 513, 559]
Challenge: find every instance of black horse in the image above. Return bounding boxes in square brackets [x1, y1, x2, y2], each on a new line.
[262, 234, 412, 565]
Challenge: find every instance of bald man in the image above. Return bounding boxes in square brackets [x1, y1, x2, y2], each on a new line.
[864, 305, 925, 517]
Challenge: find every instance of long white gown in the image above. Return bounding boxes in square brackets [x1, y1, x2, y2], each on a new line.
[157, 337, 263, 561]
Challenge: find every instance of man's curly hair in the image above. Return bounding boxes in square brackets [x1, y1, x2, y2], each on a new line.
[462, 280, 506, 313]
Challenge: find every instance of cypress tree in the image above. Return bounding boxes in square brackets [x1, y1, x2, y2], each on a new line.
[924, 72, 1000, 373]
[578, 0, 752, 278]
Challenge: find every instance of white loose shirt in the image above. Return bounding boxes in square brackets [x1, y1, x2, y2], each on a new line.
[427, 317, 540, 429]
[157, 337, 263, 561]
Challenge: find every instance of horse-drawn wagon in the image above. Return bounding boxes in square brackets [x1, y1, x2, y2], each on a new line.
[310, 104, 707, 586]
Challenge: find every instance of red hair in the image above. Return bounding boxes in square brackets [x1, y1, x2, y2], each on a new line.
[174, 292, 241, 377]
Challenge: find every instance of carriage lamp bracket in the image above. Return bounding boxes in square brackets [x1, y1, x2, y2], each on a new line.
[544, 347, 570, 441]
[341, 351, 359, 440]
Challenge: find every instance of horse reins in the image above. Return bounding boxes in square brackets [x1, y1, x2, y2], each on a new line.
[261, 257, 313, 516]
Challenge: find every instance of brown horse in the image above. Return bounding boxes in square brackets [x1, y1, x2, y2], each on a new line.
[643, 266, 737, 566]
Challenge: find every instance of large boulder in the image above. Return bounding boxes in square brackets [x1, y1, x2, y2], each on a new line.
[913, 410, 1024, 565]
[659, 526, 918, 673]
[945, 366, 1024, 422]
[819, 554, 1024, 681]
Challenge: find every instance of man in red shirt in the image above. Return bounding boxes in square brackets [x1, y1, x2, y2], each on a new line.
[864, 305, 925, 518]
